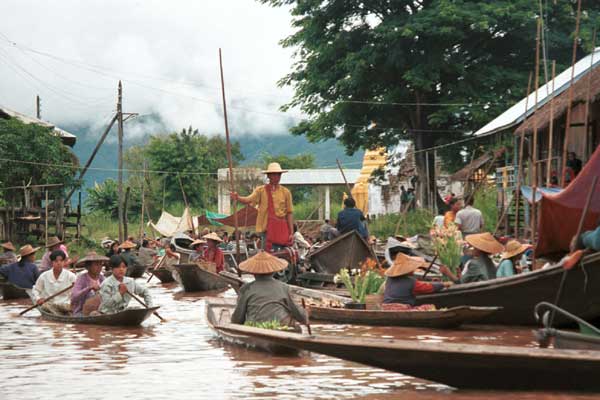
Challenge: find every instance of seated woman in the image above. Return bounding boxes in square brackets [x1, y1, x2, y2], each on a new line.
[440, 232, 503, 283]
[188, 239, 206, 263]
[0, 244, 40, 289]
[99, 255, 153, 314]
[382, 253, 452, 310]
[202, 232, 225, 273]
[32, 250, 77, 315]
[71, 252, 109, 316]
[231, 251, 307, 326]
[496, 240, 530, 278]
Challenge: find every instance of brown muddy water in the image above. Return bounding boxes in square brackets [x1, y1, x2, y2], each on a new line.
[0, 280, 596, 400]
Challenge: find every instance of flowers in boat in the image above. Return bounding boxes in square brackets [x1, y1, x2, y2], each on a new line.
[334, 258, 385, 304]
[431, 222, 464, 277]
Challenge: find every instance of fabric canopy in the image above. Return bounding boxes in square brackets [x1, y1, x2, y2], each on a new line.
[149, 207, 198, 237]
[197, 210, 228, 227]
[196, 205, 258, 228]
[520, 186, 562, 203]
[536, 145, 600, 256]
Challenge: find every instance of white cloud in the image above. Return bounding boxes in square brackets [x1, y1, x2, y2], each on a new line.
[0, 0, 301, 138]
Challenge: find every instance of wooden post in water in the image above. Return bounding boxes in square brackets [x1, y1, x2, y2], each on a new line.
[560, 0, 583, 187]
[514, 72, 533, 239]
[219, 48, 240, 266]
[531, 18, 542, 244]
[117, 81, 124, 242]
[583, 29, 597, 161]
[546, 61, 556, 187]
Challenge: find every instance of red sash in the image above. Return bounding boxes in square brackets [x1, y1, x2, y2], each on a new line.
[265, 185, 291, 251]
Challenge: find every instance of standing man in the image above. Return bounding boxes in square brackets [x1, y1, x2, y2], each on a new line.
[456, 196, 484, 235]
[230, 162, 294, 251]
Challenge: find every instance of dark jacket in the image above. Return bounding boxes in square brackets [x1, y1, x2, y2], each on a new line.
[0, 261, 40, 289]
[460, 254, 496, 283]
[336, 207, 368, 238]
[383, 275, 444, 306]
[231, 275, 307, 325]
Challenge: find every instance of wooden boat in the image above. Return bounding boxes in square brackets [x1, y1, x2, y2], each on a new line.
[173, 263, 228, 292]
[218, 323, 600, 391]
[39, 307, 159, 326]
[205, 297, 299, 356]
[126, 263, 147, 279]
[308, 230, 376, 275]
[308, 305, 501, 328]
[416, 252, 600, 325]
[0, 281, 30, 300]
[534, 301, 600, 351]
[149, 267, 175, 283]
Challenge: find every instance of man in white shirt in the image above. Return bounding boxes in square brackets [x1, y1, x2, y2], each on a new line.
[455, 196, 484, 235]
[32, 249, 76, 315]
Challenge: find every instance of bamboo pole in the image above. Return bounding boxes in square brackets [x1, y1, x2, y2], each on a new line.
[560, 0, 583, 187]
[336, 159, 353, 197]
[117, 81, 124, 242]
[177, 174, 196, 235]
[583, 29, 597, 161]
[514, 72, 533, 239]
[531, 18, 542, 243]
[44, 190, 48, 244]
[219, 48, 240, 266]
[546, 61, 556, 186]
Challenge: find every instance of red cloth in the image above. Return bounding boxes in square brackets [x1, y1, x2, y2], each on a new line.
[413, 280, 438, 295]
[264, 185, 291, 251]
[536, 145, 600, 256]
[202, 247, 225, 273]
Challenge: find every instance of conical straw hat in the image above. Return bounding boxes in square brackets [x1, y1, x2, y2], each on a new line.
[501, 240, 531, 260]
[190, 239, 207, 248]
[385, 253, 428, 277]
[119, 240, 137, 249]
[19, 244, 40, 258]
[1, 241, 15, 252]
[76, 251, 110, 268]
[239, 251, 288, 274]
[45, 236, 64, 248]
[465, 232, 503, 255]
[203, 232, 223, 243]
[262, 162, 288, 174]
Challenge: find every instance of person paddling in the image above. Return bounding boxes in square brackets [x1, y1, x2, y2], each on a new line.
[32, 250, 76, 315]
[0, 244, 41, 289]
[0, 241, 17, 265]
[71, 252, 109, 316]
[230, 162, 294, 251]
[99, 255, 153, 314]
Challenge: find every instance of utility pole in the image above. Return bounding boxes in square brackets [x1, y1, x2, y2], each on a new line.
[36, 95, 41, 119]
[117, 81, 124, 242]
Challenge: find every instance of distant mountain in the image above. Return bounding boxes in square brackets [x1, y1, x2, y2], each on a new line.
[67, 116, 364, 202]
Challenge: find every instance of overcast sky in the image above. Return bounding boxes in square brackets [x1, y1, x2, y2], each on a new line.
[0, 0, 301, 138]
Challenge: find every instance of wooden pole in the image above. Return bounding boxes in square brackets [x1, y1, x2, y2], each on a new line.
[36, 95, 41, 119]
[139, 161, 146, 239]
[44, 190, 48, 244]
[117, 81, 124, 242]
[177, 174, 195, 235]
[531, 18, 542, 243]
[123, 186, 130, 240]
[125, 289, 165, 322]
[560, 0, 583, 187]
[219, 48, 240, 265]
[19, 283, 74, 316]
[583, 29, 597, 161]
[336, 159, 353, 197]
[514, 72, 533, 239]
[546, 61, 556, 186]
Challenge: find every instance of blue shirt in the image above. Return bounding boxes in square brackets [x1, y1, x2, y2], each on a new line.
[0, 261, 40, 289]
[496, 259, 515, 278]
[582, 226, 600, 252]
[336, 208, 368, 238]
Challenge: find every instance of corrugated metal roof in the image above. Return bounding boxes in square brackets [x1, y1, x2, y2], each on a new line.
[218, 168, 361, 185]
[475, 47, 600, 137]
[0, 105, 77, 146]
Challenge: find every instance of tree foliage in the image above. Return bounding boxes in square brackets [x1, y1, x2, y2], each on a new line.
[85, 179, 141, 217]
[259, 0, 600, 203]
[0, 118, 76, 203]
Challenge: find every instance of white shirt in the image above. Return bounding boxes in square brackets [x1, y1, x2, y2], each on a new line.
[456, 205, 484, 234]
[32, 268, 77, 306]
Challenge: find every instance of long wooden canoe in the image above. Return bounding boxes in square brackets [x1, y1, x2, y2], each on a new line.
[416, 252, 600, 325]
[218, 324, 600, 391]
[173, 264, 228, 292]
[149, 267, 175, 283]
[126, 264, 147, 279]
[308, 230, 376, 274]
[0, 281, 30, 300]
[308, 305, 501, 328]
[39, 306, 159, 326]
[205, 297, 299, 356]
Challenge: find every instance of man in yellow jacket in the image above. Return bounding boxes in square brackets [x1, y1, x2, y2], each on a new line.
[231, 162, 294, 251]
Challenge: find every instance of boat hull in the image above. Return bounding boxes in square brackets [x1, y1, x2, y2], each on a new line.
[151, 267, 175, 283]
[218, 324, 600, 391]
[174, 264, 228, 292]
[39, 307, 159, 326]
[308, 231, 375, 275]
[126, 264, 147, 279]
[308, 306, 500, 328]
[416, 253, 600, 325]
[0, 282, 30, 300]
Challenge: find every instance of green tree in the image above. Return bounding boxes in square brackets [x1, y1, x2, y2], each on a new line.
[125, 126, 243, 210]
[85, 179, 141, 218]
[0, 118, 76, 203]
[259, 0, 600, 206]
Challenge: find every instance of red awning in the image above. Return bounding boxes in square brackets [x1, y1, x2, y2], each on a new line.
[536, 145, 600, 256]
[197, 205, 258, 229]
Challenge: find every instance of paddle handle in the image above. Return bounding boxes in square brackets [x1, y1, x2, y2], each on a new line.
[19, 283, 75, 316]
[146, 255, 167, 283]
[422, 254, 439, 279]
[301, 298, 312, 335]
[125, 288, 165, 322]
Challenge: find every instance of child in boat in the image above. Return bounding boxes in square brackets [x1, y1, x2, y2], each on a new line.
[496, 240, 531, 278]
[382, 253, 452, 311]
[98, 255, 153, 314]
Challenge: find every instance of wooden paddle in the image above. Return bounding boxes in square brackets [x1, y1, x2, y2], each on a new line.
[146, 255, 167, 283]
[19, 283, 75, 316]
[301, 298, 312, 335]
[421, 254, 439, 279]
[125, 288, 165, 322]
[547, 176, 598, 328]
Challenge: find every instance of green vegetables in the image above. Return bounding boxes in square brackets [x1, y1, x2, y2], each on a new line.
[335, 267, 385, 304]
[244, 320, 294, 331]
